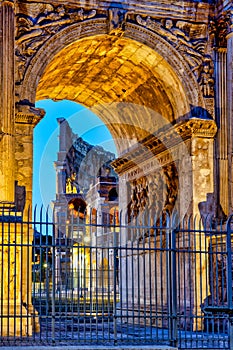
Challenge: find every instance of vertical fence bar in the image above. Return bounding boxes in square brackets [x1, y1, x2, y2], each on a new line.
[52, 219, 56, 343]
[113, 228, 117, 345]
[166, 213, 171, 343]
[171, 216, 177, 347]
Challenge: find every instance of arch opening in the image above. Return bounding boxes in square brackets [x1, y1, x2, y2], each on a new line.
[33, 33, 197, 217]
[35, 34, 191, 149]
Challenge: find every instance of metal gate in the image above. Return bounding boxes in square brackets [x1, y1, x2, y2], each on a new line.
[0, 207, 233, 348]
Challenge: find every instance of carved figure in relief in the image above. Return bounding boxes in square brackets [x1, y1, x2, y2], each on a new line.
[136, 15, 206, 75]
[16, 5, 96, 61]
[163, 164, 178, 213]
[147, 173, 163, 217]
[199, 58, 214, 97]
[128, 171, 168, 221]
[69, 8, 96, 21]
[163, 19, 191, 46]
[15, 48, 27, 82]
[36, 5, 66, 24]
[108, 8, 127, 35]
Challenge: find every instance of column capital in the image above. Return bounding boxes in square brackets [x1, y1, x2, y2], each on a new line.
[15, 103, 45, 127]
[0, 0, 15, 8]
[210, 9, 233, 48]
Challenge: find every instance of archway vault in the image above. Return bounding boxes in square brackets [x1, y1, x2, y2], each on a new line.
[35, 34, 196, 148]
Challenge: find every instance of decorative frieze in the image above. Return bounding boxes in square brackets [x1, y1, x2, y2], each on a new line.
[127, 161, 178, 219]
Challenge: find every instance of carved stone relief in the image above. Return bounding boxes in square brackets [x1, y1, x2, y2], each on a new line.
[133, 14, 216, 102]
[127, 162, 178, 222]
[198, 57, 214, 97]
[15, 3, 215, 104]
[192, 138, 211, 199]
[108, 7, 127, 36]
[135, 15, 208, 77]
[15, 4, 98, 84]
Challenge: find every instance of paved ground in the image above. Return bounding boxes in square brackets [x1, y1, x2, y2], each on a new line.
[0, 318, 228, 349]
[0, 346, 177, 350]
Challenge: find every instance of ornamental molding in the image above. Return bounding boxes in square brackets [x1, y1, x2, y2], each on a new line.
[17, 18, 205, 112]
[112, 119, 217, 175]
[15, 113, 43, 126]
[176, 118, 217, 138]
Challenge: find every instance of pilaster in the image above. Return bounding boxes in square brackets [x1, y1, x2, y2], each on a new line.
[226, 9, 233, 213]
[14, 104, 44, 336]
[0, 0, 15, 202]
[215, 48, 228, 215]
[15, 104, 45, 211]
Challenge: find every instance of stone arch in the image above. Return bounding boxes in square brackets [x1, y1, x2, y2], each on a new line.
[16, 17, 217, 220]
[18, 18, 204, 121]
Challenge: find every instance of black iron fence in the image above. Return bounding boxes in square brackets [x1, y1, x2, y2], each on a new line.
[0, 207, 233, 348]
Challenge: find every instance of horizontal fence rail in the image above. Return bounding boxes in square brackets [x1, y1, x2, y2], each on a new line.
[0, 206, 232, 348]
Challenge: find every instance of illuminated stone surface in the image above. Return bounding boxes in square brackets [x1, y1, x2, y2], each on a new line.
[0, 0, 232, 337]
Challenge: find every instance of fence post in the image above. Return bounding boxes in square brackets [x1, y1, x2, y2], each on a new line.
[167, 213, 178, 347]
[52, 221, 56, 343]
[171, 215, 178, 347]
[113, 224, 118, 345]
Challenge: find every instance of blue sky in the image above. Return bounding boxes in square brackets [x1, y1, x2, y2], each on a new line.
[34, 99, 116, 209]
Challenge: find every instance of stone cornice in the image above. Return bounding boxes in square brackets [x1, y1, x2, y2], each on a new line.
[15, 112, 43, 126]
[112, 119, 217, 175]
[15, 1, 211, 22]
[176, 118, 217, 138]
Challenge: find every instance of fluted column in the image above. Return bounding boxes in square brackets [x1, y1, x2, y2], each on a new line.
[15, 107, 45, 211]
[226, 10, 233, 213]
[0, 0, 15, 203]
[215, 48, 229, 214]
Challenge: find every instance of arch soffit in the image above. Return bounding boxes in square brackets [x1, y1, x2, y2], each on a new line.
[19, 19, 204, 119]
